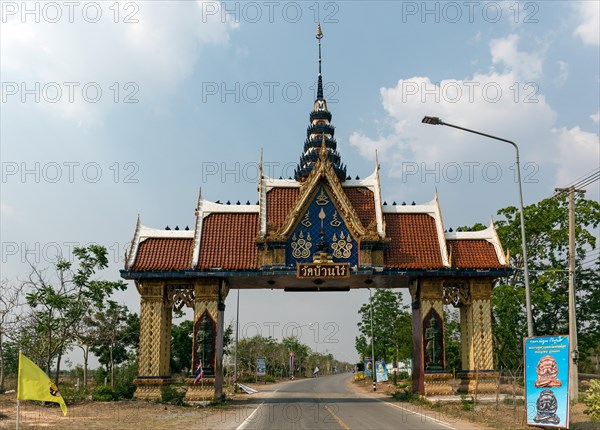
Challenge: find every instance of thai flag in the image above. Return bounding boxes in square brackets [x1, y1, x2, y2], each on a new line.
[193, 362, 204, 385]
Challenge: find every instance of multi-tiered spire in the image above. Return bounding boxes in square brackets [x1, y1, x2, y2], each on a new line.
[294, 24, 347, 182]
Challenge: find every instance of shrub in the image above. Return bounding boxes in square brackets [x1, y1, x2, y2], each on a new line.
[94, 367, 108, 386]
[160, 385, 185, 406]
[113, 361, 137, 400]
[392, 388, 420, 402]
[397, 371, 410, 380]
[583, 379, 600, 422]
[59, 383, 87, 403]
[265, 375, 276, 383]
[460, 394, 475, 411]
[241, 374, 255, 383]
[92, 386, 115, 402]
[114, 379, 136, 400]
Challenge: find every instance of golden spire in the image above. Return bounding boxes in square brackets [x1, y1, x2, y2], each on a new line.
[316, 22, 323, 39]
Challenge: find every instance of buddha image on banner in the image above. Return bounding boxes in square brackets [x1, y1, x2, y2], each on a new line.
[375, 360, 388, 382]
[524, 335, 570, 428]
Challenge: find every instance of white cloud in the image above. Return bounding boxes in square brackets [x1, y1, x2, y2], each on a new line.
[348, 34, 598, 196]
[553, 126, 600, 187]
[490, 34, 543, 80]
[574, 1, 600, 46]
[591, 112, 600, 123]
[1, 1, 236, 125]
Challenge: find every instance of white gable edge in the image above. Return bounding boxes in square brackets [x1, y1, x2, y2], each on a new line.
[445, 221, 507, 266]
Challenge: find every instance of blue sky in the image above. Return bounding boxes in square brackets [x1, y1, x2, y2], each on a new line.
[2, 1, 599, 365]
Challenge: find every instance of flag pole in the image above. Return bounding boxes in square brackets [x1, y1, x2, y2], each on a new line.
[16, 350, 21, 430]
[16, 398, 20, 430]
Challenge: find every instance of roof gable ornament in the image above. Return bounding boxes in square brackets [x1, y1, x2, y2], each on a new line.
[271, 140, 375, 241]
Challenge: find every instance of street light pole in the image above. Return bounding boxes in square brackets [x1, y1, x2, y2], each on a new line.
[421, 116, 534, 338]
[234, 288, 240, 388]
[369, 288, 377, 391]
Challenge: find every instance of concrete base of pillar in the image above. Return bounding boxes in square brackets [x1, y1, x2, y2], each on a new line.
[457, 371, 499, 395]
[424, 372, 455, 396]
[184, 377, 215, 402]
[133, 377, 173, 400]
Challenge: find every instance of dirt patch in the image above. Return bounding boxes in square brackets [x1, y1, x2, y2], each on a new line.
[0, 393, 248, 430]
[347, 379, 597, 430]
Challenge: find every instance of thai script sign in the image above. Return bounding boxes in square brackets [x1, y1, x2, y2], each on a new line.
[524, 335, 570, 428]
[297, 263, 350, 278]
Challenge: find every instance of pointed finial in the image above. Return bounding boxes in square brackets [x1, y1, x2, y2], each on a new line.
[319, 133, 328, 160]
[316, 23, 324, 99]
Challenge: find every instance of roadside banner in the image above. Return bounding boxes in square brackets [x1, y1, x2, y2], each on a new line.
[256, 358, 266, 377]
[375, 360, 388, 382]
[364, 358, 373, 376]
[524, 335, 570, 428]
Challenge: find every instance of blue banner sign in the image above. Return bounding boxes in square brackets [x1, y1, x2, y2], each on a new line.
[256, 358, 266, 377]
[375, 360, 388, 382]
[364, 358, 373, 376]
[524, 335, 570, 428]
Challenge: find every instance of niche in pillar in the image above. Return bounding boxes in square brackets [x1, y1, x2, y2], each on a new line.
[423, 309, 444, 371]
[193, 311, 216, 377]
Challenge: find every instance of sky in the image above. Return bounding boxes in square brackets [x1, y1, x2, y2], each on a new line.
[1, 1, 599, 367]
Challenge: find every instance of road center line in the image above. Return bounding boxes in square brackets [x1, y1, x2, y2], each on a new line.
[323, 404, 351, 430]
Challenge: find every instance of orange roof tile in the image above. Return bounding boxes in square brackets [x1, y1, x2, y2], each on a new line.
[344, 187, 376, 228]
[448, 239, 504, 268]
[266, 188, 299, 230]
[384, 213, 445, 268]
[131, 238, 193, 271]
[197, 213, 259, 270]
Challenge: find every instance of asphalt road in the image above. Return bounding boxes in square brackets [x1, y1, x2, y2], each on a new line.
[231, 374, 457, 430]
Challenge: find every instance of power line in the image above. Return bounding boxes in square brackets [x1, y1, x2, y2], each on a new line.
[552, 169, 599, 199]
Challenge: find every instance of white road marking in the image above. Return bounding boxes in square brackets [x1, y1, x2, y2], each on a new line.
[235, 389, 278, 430]
[372, 397, 456, 430]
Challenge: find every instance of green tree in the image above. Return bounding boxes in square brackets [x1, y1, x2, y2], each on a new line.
[0, 280, 23, 391]
[22, 245, 127, 384]
[493, 194, 600, 370]
[355, 289, 412, 381]
[89, 301, 138, 388]
[171, 319, 193, 374]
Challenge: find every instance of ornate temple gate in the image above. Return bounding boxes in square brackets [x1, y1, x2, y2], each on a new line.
[121, 25, 509, 401]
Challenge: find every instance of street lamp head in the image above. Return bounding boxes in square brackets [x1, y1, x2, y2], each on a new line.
[422, 116, 442, 125]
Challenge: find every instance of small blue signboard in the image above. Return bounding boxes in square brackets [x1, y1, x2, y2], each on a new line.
[375, 360, 388, 382]
[364, 358, 373, 376]
[524, 335, 570, 428]
[256, 358, 266, 377]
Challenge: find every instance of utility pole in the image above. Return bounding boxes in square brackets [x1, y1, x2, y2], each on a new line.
[555, 186, 584, 401]
[369, 288, 376, 392]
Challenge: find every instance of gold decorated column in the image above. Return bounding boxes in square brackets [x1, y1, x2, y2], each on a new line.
[412, 279, 453, 396]
[134, 281, 173, 400]
[460, 281, 494, 371]
[185, 279, 222, 402]
[458, 279, 496, 394]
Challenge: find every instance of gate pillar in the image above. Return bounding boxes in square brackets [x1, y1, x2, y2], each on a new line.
[134, 281, 173, 399]
[185, 280, 228, 402]
[458, 280, 496, 394]
[410, 279, 452, 396]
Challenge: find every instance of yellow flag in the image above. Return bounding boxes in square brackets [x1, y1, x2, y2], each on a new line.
[17, 353, 67, 416]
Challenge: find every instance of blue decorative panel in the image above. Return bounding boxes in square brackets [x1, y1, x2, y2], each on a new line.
[286, 186, 358, 266]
